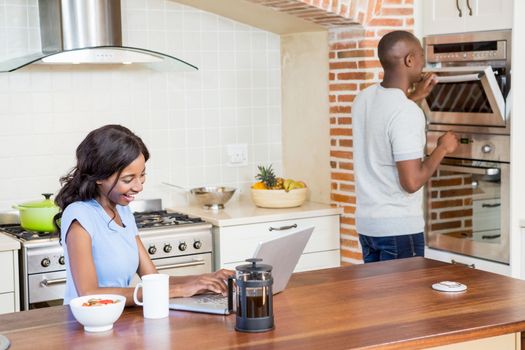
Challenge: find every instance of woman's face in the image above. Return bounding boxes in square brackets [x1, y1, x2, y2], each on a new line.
[96, 153, 146, 207]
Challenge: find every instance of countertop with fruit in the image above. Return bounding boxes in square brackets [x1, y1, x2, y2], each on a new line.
[170, 165, 342, 226]
[170, 200, 342, 227]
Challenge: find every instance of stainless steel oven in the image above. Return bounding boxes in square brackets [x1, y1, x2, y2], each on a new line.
[423, 30, 511, 133]
[424, 30, 511, 266]
[426, 132, 509, 264]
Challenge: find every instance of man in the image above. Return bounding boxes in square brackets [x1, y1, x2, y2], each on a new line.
[352, 30, 459, 263]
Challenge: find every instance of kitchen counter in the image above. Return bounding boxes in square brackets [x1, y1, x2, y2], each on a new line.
[170, 200, 343, 226]
[2, 257, 525, 349]
[0, 232, 20, 251]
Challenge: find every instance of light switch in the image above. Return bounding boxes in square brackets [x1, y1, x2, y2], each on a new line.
[226, 144, 248, 167]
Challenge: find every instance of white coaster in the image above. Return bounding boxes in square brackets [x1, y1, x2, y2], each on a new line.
[432, 281, 467, 292]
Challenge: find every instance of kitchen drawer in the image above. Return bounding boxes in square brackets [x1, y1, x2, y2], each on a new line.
[222, 250, 341, 273]
[214, 215, 340, 267]
[473, 198, 501, 232]
[0, 251, 14, 294]
[216, 215, 340, 263]
[0, 292, 15, 314]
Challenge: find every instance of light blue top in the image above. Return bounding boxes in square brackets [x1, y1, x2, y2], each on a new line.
[60, 199, 139, 304]
[353, 84, 426, 236]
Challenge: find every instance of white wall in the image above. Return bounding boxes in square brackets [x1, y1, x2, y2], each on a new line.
[0, 0, 282, 210]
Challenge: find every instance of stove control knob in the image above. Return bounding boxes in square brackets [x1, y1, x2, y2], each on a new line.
[41, 258, 51, 268]
[148, 245, 157, 255]
[164, 244, 172, 253]
[193, 240, 202, 249]
[178, 242, 187, 251]
[482, 144, 493, 153]
[59, 256, 65, 265]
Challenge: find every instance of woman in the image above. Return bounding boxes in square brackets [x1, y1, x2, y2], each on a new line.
[55, 124, 231, 306]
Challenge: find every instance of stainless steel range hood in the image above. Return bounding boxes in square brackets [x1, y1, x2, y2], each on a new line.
[0, 0, 197, 72]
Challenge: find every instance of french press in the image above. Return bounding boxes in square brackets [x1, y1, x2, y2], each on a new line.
[228, 258, 274, 332]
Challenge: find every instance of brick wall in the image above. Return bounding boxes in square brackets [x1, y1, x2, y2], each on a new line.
[328, 0, 415, 264]
[428, 170, 474, 239]
[249, 0, 415, 264]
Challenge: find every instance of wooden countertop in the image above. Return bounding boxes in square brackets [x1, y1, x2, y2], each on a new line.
[2, 258, 525, 349]
[169, 200, 343, 226]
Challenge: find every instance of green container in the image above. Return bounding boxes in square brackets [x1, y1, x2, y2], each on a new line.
[13, 193, 59, 232]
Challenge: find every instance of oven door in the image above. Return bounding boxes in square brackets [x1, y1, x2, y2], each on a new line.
[422, 66, 505, 127]
[425, 160, 509, 264]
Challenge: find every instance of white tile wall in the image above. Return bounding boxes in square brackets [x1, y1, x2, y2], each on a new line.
[0, 0, 282, 210]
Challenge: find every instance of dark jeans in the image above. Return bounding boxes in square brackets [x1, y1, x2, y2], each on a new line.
[358, 232, 425, 263]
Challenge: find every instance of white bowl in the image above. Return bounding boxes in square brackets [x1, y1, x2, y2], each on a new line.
[70, 294, 126, 332]
[251, 187, 308, 208]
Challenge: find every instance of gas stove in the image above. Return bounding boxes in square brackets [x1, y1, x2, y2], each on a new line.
[0, 199, 213, 310]
[133, 210, 206, 229]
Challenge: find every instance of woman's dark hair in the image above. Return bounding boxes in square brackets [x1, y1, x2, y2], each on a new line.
[54, 125, 149, 231]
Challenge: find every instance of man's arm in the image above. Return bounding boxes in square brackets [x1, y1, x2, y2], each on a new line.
[396, 131, 458, 194]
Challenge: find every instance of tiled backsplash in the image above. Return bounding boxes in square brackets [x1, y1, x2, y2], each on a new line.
[0, 0, 282, 210]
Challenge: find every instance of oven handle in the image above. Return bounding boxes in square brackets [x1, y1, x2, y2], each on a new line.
[434, 72, 484, 84]
[155, 260, 206, 271]
[439, 164, 500, 176]
[40, 277, 67, 287]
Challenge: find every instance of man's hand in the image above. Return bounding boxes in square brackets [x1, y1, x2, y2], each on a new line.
[408, 73, 437, 103]
[437, 130, 459, 154]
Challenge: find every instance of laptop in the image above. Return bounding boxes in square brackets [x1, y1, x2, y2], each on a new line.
[169, 226, 314, 315]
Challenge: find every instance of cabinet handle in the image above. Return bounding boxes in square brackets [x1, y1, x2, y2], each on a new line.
[481, 203, 501, 208]
[466, 0, 473, 16]
[269, 224, 297, 231]
[451, 259, 475, 269]
[481, 234, 501, 240]
[456, 0, 463, 17]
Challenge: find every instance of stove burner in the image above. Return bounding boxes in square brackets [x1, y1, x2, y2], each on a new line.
[0, 224, 59, 241]
[133, 210, 205, 229]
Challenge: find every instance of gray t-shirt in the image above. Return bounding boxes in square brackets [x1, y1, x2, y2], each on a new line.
[352, 84, 426, 236]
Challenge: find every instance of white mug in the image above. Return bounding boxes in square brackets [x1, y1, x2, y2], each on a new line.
[133, 273, 169, 319]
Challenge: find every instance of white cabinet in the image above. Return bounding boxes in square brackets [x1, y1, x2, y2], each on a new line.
[213, 215, 341, 272]
[423, 0, 513, 36]
[425, 247, 510, 276]
[0, 250, 20, 314]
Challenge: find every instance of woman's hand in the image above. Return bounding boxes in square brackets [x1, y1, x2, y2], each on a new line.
[169, 269, 235, 298]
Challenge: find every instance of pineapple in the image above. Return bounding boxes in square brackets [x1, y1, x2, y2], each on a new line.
[255, 165, 277, 189]
[273, 177, 284, 190]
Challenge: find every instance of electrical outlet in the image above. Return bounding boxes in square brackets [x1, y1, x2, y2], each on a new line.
[227, 144, 248, 167]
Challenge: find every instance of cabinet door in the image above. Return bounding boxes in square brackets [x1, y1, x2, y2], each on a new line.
[464, 0, 513, 32]
[0, 251, 14, 294]
[423, 0, 466, 35]
[0, 292, 15, 314]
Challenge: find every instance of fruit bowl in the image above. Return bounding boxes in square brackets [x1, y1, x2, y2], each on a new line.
[251, 188, 308, 208]
[70, 294, 126, 332]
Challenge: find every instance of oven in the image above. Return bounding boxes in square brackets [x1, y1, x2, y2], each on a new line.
[425, 132, 509, 264]
[0, 200, 213, 310]
[423, 30, 511, 267]
[423, 30, 511, 133]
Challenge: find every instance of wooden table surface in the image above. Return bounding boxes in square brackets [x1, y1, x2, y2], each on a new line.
[2, 257, 525, 350]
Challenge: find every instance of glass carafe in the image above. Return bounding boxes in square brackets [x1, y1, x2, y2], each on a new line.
[228, 258, 274, 332]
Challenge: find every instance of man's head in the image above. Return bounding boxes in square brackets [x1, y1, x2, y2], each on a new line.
[378, 30, 424, 83]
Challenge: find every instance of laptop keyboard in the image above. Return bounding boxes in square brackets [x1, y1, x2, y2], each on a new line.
[196, 294, 227, 305]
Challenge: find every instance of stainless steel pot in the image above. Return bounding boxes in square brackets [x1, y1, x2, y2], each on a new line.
[162, 182, 236, 209]
[189, 186, 236, 209]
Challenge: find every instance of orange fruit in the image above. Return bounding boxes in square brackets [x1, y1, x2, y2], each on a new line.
[252, 182, 267, 190]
